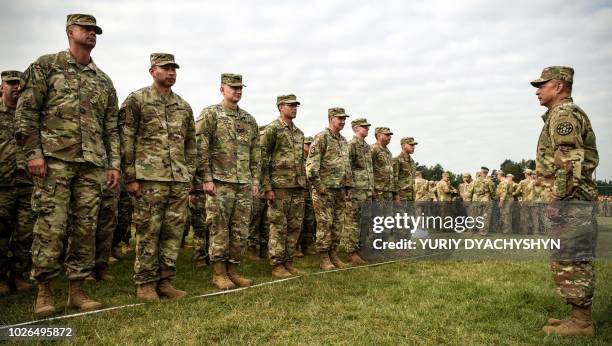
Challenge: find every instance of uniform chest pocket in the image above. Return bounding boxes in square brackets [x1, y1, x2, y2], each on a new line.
[235, 121, 251, 143]
[140, 104, 165, 137]
[216, 116, 234, 141]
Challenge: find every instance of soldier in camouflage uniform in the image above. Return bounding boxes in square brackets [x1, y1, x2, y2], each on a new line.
[299, 136, 317, 255]
[111, 184, 133, 261]
[436, 172, 456, 230]
[532, 172, 552, 236]
[513, 168, 535, 234]
[467, 167, 495, 235]
[306, 107, 353, 270]
[190, 173, 209, 268]
[371, 127, 395, 201]
[531, 67, 598, 336]
[393, 137, 417, 202]
[495, 170, 513, 234]
[17, 14, 120, 316]
[196, 73, 260, 290]
[246, 126, 268, 261]
[459, 173, 473, 218]
[345, 118, 373, 266]
[0, 71, 35, 295]
[260, 94, 306, 278]
[92, 185, 119, 280]
[119, 53, 195, 302]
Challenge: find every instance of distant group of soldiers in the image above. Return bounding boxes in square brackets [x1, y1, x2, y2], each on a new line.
[0, 13, 603, 337]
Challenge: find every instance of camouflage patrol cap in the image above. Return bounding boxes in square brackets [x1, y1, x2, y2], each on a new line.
[462, 172, 471, 178]
[442, 172, 450, 177]
[523, 168, 532, 174]
[276, 94, 300, 105]
[221, 73, 246, 87]
[375, 127, 393, 135]
[328, 107, 349, 118]
[351, 118, 371, 127]
[304, 136, 314, 144]
[507, 174, 514, 178]
[66, 14, 102, 35]
[1, 70, 23, 83]
[530, 66, 574, 87]
[497, 170, 506, 176]
[400, 137, 418, 145]
[150, 53, 180, 68]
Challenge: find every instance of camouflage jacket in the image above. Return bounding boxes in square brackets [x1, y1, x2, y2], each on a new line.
[436, 180, 452, 202]
[348, 136, 374, 191]
[260, 118, 306, 191]
[196, 102, 260, 186]
[393, 152, 415, 195]
[468, 176, 495, 202]
[535, 97, 598, 201]
[459, 181, 473, 201]
[371, 143, 395, 192]
[119, 86, 196, 183]
[16, 50, 120, 170]
[513, 179, 533, 202]
[495, 180, 511, 201]
[0, 100, 16, 186]
[306, 128, 353, 191]
[532, 180, 553, 203]
[414, 177, 429, 201]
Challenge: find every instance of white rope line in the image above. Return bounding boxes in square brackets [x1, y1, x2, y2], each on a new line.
[0, 250, 455, 329]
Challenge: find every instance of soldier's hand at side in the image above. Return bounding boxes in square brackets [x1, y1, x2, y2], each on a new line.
[265, 190, 275, 201]
[28, 158, 47, 177]
[252, 185, 259, 197]
[498, 201, 503, 208]
[106, 169, 120, 189]
[204, 182, 216, 196]
[126, 181, 142, 198]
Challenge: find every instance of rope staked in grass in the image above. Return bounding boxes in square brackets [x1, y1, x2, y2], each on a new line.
[0, 250, 456, 329]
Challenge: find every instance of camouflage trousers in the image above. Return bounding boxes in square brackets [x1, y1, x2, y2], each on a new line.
[248, 196, 268, 248]
[267, 188, 305, 265]
[30, 158, 104, 283]
[300, 194, 316, 251]
[471, 202, 492, 235]
[551, 261, 595, 308]
[0, 184, 35, 279]
[373, 190, 394, 201]
[518, 204, 534, 234]
[520, 204, 540, 235]
[132, 181, 189, 284]
[344, 189, 372, 253]
[396, 189, 414, 202]
[498, 200, 513, 234]
[206, 181, 252, 264]
[189, 193, 208, 264]
[312, 188, 347, 252]
[95, 186, 119, 270]
[112, 189, 133, 248]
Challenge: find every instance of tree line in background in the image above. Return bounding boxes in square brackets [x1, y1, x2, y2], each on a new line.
[416, 158, 611, 196]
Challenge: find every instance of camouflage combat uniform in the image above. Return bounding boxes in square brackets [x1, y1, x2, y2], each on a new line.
[467, 174, 495, 235]
[119, 80, 196, 285]
[495, 176, 513, 234]
[306, 109, 353, 253]
[260, 106, 306, 266]
[0, 71, 35, 284]
[371, 140, 395, 201]
[393, 152, 416, 201]
[17, 49, 120, 283]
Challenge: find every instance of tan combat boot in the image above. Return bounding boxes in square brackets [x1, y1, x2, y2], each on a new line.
[284, 262, 303, 275]
[303, 246, 317, 256]
[543, 306, 594, 337]
[111, 246, 124, 260]
[12, 275, 33, 292]
[158, 279, 187, 299]
[136, 283, 160, 303]
[246, 246, 260, 261]
[227, 262, 253, 287]
[212, 261, 236, 290]
[329, 249, 348, 269]
[271, 264, 293, 278]
[67, 279, 103, 312]
[546, 316, 569, 326]
[349, 252, 368, 266]
[0, 280, 10, 295]
[319, 252, 336, 271]
[34, 281, 56, 317]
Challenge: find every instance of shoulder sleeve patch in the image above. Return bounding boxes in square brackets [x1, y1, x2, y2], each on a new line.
[555, 122, 574, 136]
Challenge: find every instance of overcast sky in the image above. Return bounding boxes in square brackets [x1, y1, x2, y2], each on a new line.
[2, 0, 611, 179]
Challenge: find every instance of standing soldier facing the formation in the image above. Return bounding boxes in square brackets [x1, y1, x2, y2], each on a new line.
[531, 67, 599, 337]
[495, 170, 513, 234]
[120, 53, 196, 302]
[0, 70, 35, 295]
[467, 167, 495, 235]
[197, 74, 260, 290]
[260, 94, 306, 278]
[306, 107, 353, 270]
[393, 137, 418, 202]
[17, 14, 120, 316]
[345, 118, 373, 266]
[371, 127, 395, 201]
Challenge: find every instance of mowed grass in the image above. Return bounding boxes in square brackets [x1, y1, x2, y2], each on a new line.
[1, 219, 611, 345]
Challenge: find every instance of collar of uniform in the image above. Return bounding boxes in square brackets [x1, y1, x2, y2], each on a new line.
[64, 49, 99, 74]
[150, 85, 178, 105]
[401, 151, 412, 161]
[278, 117, 294, 130]
[542, 96, 573, 123]
[326, 127, 341, 139]
[0, 99, 8, 113]
[220, 101, 239, 116]
[352, 135, 366, 144]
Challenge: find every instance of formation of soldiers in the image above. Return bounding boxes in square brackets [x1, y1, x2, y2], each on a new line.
[0, 14, 603, 337]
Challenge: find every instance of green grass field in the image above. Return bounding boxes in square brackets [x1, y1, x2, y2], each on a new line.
[1, 219, 611, 345]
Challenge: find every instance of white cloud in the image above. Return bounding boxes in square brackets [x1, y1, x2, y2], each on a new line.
[1, 0, 611, 179]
